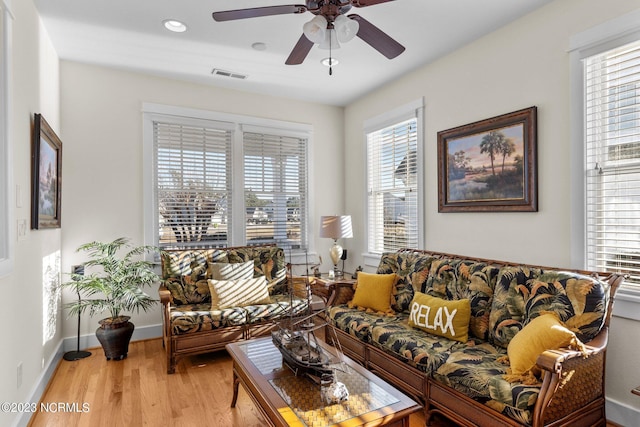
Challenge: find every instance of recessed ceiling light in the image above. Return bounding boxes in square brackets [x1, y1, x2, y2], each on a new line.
[321, 58, 339, 67]
[252, 42, 267, 51]
[163, 19, 187, 33]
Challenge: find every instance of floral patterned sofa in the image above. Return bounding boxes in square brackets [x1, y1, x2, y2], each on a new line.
[325, 249, 624, 427]
[159, 245, 307, 374]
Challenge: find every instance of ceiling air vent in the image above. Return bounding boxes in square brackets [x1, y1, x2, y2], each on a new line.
[211, 68, 247, 80]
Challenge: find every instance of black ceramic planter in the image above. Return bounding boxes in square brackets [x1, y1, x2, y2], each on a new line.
[96, 316, 135, 361]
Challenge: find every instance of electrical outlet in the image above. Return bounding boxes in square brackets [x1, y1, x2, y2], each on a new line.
[17, 219, 27, 241]
[17, 362, 22, 389]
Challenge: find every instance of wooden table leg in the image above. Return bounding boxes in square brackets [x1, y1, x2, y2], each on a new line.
[231, 367, 240, 408]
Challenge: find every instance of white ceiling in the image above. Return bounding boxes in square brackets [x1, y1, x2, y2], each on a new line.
[33, 0, 554, 106]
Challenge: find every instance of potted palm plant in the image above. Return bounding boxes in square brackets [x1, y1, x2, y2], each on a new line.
[63, 237, 160, 360]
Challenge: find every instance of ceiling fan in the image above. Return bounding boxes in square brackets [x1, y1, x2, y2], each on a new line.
[212, 0, 405, 66]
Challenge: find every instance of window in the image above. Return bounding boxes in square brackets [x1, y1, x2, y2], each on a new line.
[243, 129, 307, 249]
[0, 2, 13, 277]
[143, 105, 310, 252]
[154, 119, 233, 248]
[584, 38, 640, 286]
[365, 100, 423, 255]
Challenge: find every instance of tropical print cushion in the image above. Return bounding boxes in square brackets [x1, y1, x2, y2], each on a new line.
[411, 253, 437, 294]
[327, 304, 393, 343]
[227, 246, 287, 294]
[370, 319, 467, 373]
[423, 259, 499, 341]
[161, 249, 227, 278]
[432, 343, 540, 426]
[376, 252, 418, 312]
[169, 303, 247, 335]
[523, 271, 609, 343]
[490, 266, 608, 348]
[245, 294, 309, 323]
[489, 266, 543, 348]
[165, 277, 211, 305]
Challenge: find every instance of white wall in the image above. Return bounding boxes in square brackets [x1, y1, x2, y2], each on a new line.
[0, 0, 61, 426]
[59, 61, 345, 337]
[343, 0, 640, 424]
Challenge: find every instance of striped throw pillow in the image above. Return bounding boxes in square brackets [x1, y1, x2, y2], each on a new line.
[207, 260, 255, 281]
[208, 277, 271, 310]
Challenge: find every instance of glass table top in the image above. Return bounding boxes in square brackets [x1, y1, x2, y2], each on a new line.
[236, 338, 400, 427]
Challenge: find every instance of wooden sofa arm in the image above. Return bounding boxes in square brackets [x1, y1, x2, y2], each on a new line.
[158, 284, 173, 305]
[532, 329, 609, 426]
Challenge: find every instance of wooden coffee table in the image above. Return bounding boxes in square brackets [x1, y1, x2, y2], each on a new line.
[226, 336, 421, 427]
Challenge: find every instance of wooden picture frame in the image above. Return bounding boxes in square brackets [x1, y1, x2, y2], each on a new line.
[32, 113, 62, 229]
[437, 106, 537, 212]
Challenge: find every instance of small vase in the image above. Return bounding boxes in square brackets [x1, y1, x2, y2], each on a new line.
[96, 316, 135, 361]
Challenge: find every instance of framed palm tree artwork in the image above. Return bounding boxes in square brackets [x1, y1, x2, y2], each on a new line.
[437, 106, 537, 212]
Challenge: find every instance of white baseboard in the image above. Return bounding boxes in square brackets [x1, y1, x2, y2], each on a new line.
[62, 323, 162, 352]
[607, 396, 640, 426]
[13, 340, 65, 427]
[13, 324, 162, 427]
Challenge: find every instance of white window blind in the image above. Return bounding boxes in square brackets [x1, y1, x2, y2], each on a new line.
[154, 121, 232, 249]
[585, 38, 640, 286]
[243, 131, 308, 250]
[367, 118, 419, 253]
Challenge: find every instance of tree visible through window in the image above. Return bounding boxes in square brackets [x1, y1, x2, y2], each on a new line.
[146, 112, 310, 252]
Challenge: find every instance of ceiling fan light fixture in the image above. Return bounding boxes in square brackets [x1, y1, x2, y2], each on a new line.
[303, 15, 327, 44]
[334, 15, 359, 43]
[163, 19, 187, 33]
[319, 29, 340, 50]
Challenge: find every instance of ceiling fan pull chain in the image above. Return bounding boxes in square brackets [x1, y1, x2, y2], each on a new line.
[329, 29, 333, 76]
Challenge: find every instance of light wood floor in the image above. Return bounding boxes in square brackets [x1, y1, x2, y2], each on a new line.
[29, 338, 428, 427]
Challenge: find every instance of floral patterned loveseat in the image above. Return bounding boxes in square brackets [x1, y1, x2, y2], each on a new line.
[325, 249, 624, 427]
[159, 244, 307, 374]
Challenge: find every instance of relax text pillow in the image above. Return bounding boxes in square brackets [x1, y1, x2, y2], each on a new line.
[408, 292, 471, 343]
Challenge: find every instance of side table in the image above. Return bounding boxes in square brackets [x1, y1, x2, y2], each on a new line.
[309, 274, 357, 306]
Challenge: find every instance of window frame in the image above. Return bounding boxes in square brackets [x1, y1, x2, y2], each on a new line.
[142, 103, 313, 258]
[363, 99, 424, 267]
[570, 9, 640, 320]
[0, 0, 14, 278]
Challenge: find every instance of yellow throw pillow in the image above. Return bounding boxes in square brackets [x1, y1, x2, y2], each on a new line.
[407, 292, 471, 343]
[507, 313, 586, 375]
[349, 272, 396, 314]
[208, 277, 270, 310]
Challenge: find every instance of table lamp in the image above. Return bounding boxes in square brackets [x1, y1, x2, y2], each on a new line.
[319, 215, 353, 277]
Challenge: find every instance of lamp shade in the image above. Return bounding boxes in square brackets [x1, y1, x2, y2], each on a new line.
[303, 15, 327, 44]
[319, 215, 353, 240]
[334, 15, 359, 43]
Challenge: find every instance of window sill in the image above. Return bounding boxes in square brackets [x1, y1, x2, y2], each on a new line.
[612, 285, 640, 322]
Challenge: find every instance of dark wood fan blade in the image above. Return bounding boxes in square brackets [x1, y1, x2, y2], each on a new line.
[286, 34, 314, 65]
[213, 5, 307, 22]
[349, 14, 405, 59]
[351, 0, 396, 7]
